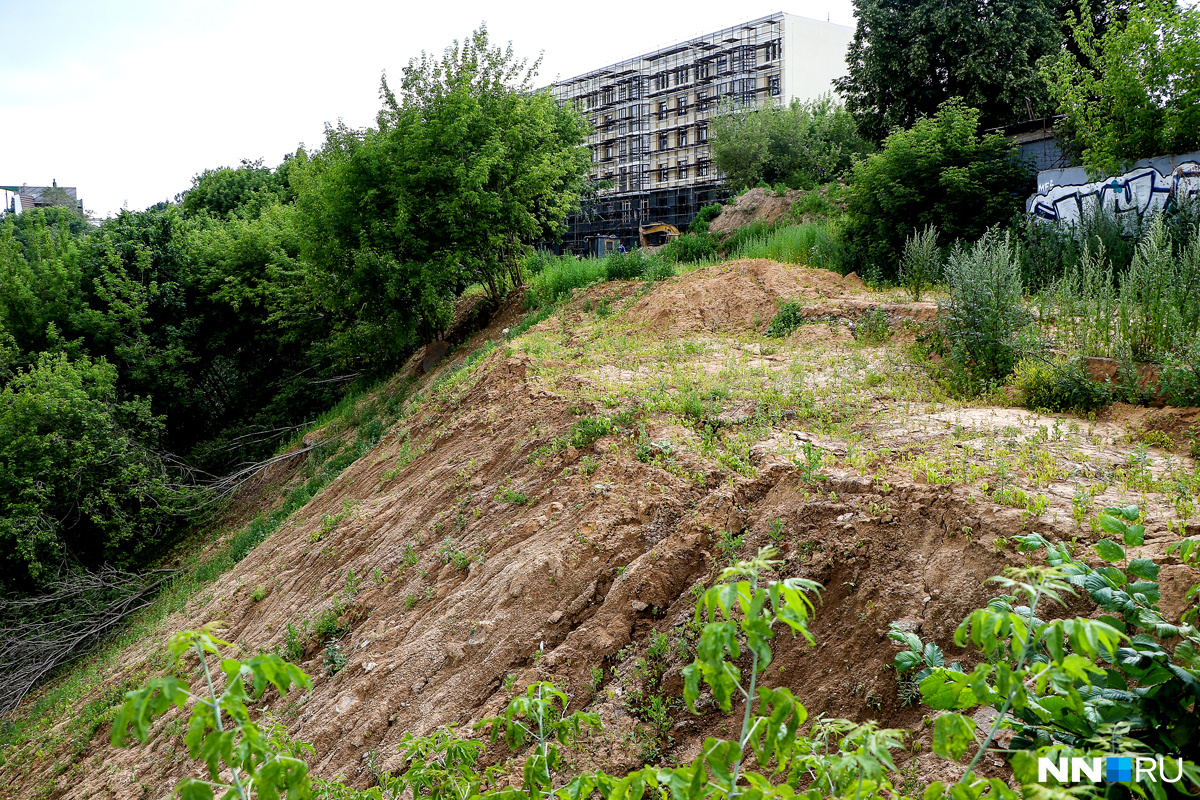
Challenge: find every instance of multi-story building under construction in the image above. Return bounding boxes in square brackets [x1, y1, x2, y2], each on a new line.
[552, 12, 852, 254]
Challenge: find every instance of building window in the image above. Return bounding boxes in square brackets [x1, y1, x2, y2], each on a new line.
[678, 163, 688, 180]
[658, 101, 668, 120]
[659, 164, 669, 182]
[768, 75, 781, 96]
[698, 122, 708, 142]
[604, 145, 613, 160]
[698, 162, 708, 177]
[717, 55, 728, 73]
[678, 128, 688, 147]
[765, 40, 781, 61]
[658, 132, 668, 150]
[677, 95, 687, 116]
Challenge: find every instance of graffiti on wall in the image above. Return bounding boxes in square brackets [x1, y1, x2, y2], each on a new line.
[1027, 160, 1200, 223]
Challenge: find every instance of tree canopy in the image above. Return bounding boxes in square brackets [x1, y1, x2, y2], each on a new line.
[295, 25, 589, 352]
[709, 96, 873, 191]
[1045, 0, 1200, 176]
[843, 100, 1036, 275]
[835, 0, 1063, 142]
[0, 352, 188, 591]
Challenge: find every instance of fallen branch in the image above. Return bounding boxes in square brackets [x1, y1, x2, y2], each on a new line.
[0, 566, 177, 716]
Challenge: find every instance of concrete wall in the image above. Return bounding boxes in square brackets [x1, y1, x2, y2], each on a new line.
[1027, 152, 1200, 223]
[782, 14, 853, 103]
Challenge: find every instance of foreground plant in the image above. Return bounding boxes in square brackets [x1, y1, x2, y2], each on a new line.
[905, 506, 1200, 799]
[111, 622, 312, 800]
[324, 547, 916, 800]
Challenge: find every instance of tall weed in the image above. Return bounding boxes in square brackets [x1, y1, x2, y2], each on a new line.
[730, 223, 827, 265]
[898, 224, 940, 301]
[1038, 242, 1119, 358]
[939, 230, 1030, 384]
[1118, 216, 1200, 361]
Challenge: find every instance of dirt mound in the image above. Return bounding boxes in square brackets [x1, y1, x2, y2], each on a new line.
[708, 186, 843, 235]
[6, 268, 1198, 800]
[622, 260, 865, 336]
[708, 188, 799, 235]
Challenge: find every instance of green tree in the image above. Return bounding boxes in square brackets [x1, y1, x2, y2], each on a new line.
[710, 96, 872, 191]
[379, 25, 591, 306]
[295, 27, 589, 349]
[843, 100, 1035, 276]
[835, 0, 1063, 142]
[179, 157, 296, 219]
[1045, 0, 1200, 176]
[0, 352, 188, 591]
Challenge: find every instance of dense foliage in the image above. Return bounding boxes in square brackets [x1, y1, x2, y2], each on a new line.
[910, 507, 1200, 795]
[0, 353, 189, 591]
[1046, 0, 1200, 176]
[843, 101, 1036, 276]
[835, 0, 1063, 142]
[709, 96, 873, 191]
[295, 25, 589, 355]
[0, 27, 588, 593]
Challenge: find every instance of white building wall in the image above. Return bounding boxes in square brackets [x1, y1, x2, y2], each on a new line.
[782, 14, 853, 104]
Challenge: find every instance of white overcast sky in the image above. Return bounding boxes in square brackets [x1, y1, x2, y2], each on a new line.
[1, 0, 856, 219]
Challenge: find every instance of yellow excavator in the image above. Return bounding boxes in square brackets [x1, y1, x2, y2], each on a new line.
[638, 222, 681, 248]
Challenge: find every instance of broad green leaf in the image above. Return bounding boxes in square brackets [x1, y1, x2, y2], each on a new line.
[919, 669, 983, 709]
[178, 779, 216, 800]
[932, 713, 976, 761]
[1093, 539, 1125, 563]
[1126, 558, 1159, 581]
[1098, 513, 1129, 536]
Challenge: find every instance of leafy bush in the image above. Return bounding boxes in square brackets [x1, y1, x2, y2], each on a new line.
[939, 230, 1030, 384]
[844, 100, 1035, 278]
[897, 224, 940, 301]
[710, 95, 873, 190]
[688, 203, 723, 234]
[765, 301, 810, 338]
[1159, 335, 1200, 406]
[0, 353, 192, 592]
[659, 232, 718, 264]
[791, 187, 839, 218]
[808, 219, 850, 274]
[1011, 355, 1111, 413]
[915, 508, 1200, 795]
[602, 249, 656, 279]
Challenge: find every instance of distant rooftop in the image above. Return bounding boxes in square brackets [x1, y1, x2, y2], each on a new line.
[1, 182, 84, 214]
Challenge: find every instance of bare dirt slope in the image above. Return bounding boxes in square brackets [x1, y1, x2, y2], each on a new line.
[5, 261, 1198, 799]
[708, 186, 845, 235]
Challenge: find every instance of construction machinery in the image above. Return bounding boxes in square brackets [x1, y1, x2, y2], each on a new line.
[638, 222, 681, 248]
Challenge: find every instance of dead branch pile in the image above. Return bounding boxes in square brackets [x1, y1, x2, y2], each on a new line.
[0, 567, 176, 716]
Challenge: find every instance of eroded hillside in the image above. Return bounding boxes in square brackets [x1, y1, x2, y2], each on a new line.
[5, 260, 1199, 799]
